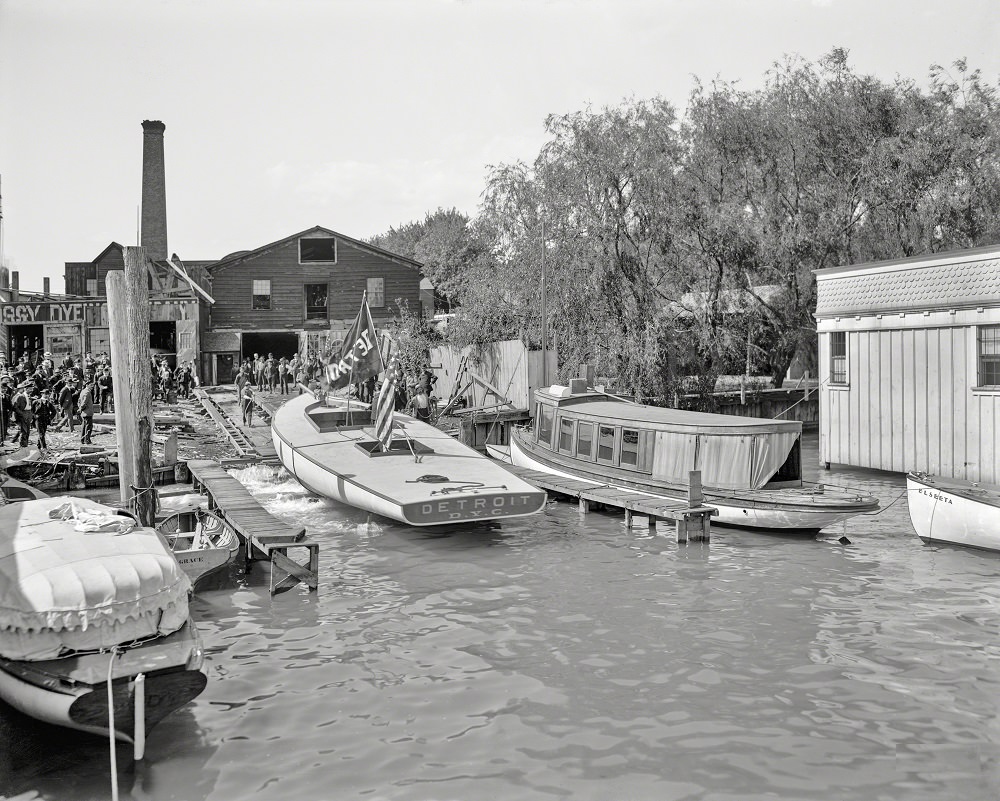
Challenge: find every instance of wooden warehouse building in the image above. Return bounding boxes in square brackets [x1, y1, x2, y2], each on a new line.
[201, 225, 426, 385]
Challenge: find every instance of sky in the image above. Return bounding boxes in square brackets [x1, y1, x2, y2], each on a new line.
[1, 0, 998, 293]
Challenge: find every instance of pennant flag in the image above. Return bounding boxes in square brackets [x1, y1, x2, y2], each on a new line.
[375, 355, 402, 451]
[326, 294, 384, 390]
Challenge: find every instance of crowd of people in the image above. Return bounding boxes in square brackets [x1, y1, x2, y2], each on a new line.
[0, 351, 198, 451]
[232, 350, 440, 426]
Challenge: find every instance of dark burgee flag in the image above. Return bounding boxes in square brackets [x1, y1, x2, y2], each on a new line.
[325, 293, 384, 390]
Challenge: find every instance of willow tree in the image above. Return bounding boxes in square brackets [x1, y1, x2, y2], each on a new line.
[477, 98, 685, 398]
[680, 50, 916, 386]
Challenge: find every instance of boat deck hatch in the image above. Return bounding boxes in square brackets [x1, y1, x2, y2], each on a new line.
[307, 407, 373, 432]
[355, 440, 435, 458]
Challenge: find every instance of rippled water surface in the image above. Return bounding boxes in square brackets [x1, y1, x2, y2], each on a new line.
[3, 433, 1000, 801]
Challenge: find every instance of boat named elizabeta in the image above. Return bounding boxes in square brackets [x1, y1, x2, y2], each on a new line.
[271, 393, 547, 526]
[906, 472, 1000, 552]
[505, 381, 878, 532]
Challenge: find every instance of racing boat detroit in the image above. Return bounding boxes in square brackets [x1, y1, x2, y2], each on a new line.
[502, 381, 878, 532]
[271, 392, 546, 526]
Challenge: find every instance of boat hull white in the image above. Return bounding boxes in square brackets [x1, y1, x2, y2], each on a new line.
[507, 434, 874, 532]
[272, 394, 546, 526]
[907, 473, 1000, 552]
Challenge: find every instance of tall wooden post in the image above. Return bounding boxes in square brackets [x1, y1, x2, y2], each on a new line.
[107, 247, 155, 526]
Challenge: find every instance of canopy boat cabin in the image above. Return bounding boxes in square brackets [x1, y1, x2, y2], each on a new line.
[271, 392, 547, 526]
[508, 381, 878, 532]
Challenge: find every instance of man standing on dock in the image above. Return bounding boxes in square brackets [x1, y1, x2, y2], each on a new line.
[240, 381, 256, 426]
[11, 382, 33, 447]
[32, 388, 56, 451]
[77, 374, 98, 445]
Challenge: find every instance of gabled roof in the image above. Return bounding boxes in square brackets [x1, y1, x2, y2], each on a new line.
[206, 225, 423, 273]
[91, 242, 125, 263]
[815, 244, 1000, 317]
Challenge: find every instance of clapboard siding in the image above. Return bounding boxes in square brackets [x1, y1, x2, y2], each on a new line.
[209, 237, 421, 330]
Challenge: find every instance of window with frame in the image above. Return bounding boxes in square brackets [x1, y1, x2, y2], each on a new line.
[576, 421, 594, 459]
[367, 277, 385, 308]
[620, 428, 640, 467]
[830, 331, 847, 384]
[597, 425, 616, 463]
[252, 279, 271, 310]
[86, 279, 98, 296]
[304, 283, 328, 320]
[300, 237, 337, 263]
[978, 326, 1000, 387]
[558, 418, 575, 453]
[536, 404, 554, 447]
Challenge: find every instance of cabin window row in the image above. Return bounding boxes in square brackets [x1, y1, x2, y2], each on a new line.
[249, 278, 385, 314]
[535, 405, 653, 473]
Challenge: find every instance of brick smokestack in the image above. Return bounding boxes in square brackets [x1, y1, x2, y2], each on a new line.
[140, 120, 168, 260]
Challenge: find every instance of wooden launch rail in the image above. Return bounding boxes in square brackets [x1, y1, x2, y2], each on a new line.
[500, 464, 718, 542]
[185, 459, 319, 593]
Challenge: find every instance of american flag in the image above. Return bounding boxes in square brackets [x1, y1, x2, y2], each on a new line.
[374, 356, 401, 451]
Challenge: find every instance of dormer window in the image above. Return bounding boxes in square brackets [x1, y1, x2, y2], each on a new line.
[300, 237, 337, 263]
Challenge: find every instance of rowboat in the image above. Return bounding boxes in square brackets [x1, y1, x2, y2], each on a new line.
[270, 392, 547, 525]
[906, 472, 1000, 552]
[500, 381, 878, 532]
[0, 497, 206, 743]
[157, 503, 241, 585]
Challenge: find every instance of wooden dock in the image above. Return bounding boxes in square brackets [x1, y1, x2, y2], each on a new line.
[498, 463, 717, 542]
[186, 459, 319, 593]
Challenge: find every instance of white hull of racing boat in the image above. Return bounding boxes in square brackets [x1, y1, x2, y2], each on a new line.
[907, 472, 1000, 552]
[272, 393, 546, 526]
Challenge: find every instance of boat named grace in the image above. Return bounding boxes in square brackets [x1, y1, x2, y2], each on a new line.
[500, 381, 879, 532]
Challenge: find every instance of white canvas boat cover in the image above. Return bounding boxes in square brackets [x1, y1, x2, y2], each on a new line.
[652, 430, 800, 489]
[0, 497, 191, 661]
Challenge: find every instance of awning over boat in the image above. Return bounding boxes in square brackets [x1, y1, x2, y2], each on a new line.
[653, 430, 799, 489]
[0, 498, 191, 661]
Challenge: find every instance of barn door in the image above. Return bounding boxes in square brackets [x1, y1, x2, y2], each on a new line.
[176, 319, 198, 365]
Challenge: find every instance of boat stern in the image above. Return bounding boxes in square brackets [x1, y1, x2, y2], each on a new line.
[400, 488, 547, 525]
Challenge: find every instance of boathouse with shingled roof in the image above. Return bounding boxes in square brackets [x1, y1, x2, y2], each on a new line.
[815, 244, 1000, 483]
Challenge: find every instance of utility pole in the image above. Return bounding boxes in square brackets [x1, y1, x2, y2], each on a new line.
[107, 246, 155, 525]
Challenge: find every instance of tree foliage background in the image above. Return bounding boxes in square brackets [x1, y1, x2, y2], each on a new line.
[370, 52, 1000, 399]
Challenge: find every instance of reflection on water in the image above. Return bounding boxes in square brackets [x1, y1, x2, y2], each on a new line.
[3, 433, 1000, 800]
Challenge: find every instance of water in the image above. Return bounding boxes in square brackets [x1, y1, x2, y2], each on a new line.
[3, 433, 1000, 801]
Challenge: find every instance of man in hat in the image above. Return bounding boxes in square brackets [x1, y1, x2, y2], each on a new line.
[57, 374, 77, 432]
[0, 375, 12, 443]
[77, 374, 98, 445]
[32, 387, 57, 450]
[11, 381, 34, 448]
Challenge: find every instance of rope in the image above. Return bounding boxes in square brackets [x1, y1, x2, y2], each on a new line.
[771, 378, 827, 419]
[128, 483, 159, 516]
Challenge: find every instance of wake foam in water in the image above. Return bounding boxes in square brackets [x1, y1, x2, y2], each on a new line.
[228, 463, 386, 536]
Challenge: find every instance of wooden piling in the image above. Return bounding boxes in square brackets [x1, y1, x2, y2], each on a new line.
[106, 246, 155, 526]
